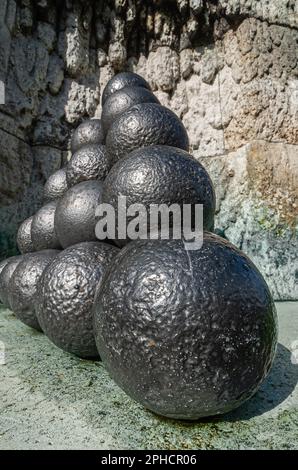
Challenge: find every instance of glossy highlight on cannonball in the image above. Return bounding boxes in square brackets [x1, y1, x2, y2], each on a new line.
[8, 250, 60, 331]
[31, 201, 61, 251]
[102, 145, 215, 246]
[101, 72, 151, 105]
[35, 242, 120, 358]
[66, 144, 109, 187]
[106, 103, 189, 165]
[0, 259, 10, 278]
[71, 119, 104, 153]
[101, 86, 160, 136]
[43, 168, 68, 203]
[55, 180, 103, 249]
[17, 216, 35, 254]
[0, 256, 24, 308]
[94, 234, 277, 420]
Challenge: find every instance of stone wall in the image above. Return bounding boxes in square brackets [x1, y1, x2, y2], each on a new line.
[0, 0, 297, 299]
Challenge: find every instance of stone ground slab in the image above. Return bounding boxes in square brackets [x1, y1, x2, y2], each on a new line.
[0, 302, 297, 450]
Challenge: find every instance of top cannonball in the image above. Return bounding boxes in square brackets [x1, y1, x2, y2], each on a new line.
[43, 168, 68, 203]
[101, 86, 160, 136]
[17, 216, 35, 254]
[106, 103, 189, 165]
[102, 145, 215, 246]
[94, 233, 277, 420]
[66, 144, 109, 187]
[54, 180, 103, 249]
[31, 201, 61, 251]
[71, 119, 104, 153]
[102, 72, 151, 106]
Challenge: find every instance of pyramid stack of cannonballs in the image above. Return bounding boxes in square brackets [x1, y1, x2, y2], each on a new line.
[0, 72, 277, 420]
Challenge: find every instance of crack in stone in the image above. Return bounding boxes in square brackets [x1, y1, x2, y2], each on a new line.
[0, 126, 67, 152]
[0, 126, 28, 146]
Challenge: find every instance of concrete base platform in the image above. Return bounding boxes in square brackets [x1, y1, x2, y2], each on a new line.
[0, 302, 297, 450]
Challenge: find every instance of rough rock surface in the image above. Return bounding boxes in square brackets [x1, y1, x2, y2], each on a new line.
[0, 0, 297, 298]
[199, 142, 298, 301]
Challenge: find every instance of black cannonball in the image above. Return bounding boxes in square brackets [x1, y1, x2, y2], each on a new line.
[16, 216, 35, 254]
[43, 168, 68, 203]
[31, 201, 61, 251]
[102, 145, 215, 246]
[0, 258, 12, 303]
[8, 250, 60, 331]
[0, 259, 10, 278]
[0, 256, 23, 308]
[102, 72, 151, 106]
[106, 103, 189, 165]
[66, 144, 109, 187]
[94, 234, 277, 420]
[101, 86, 160, 136]
[54, 180, 103, 249]
[36, 242, 120, 358]
[71, 119, 104, 153]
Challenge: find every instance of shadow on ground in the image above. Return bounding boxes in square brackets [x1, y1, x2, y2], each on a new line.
[149, 343, 298, 427]
[4, 312, 298, 424]
[224, 343, 298, 421]
[1, 307, 298, 449]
